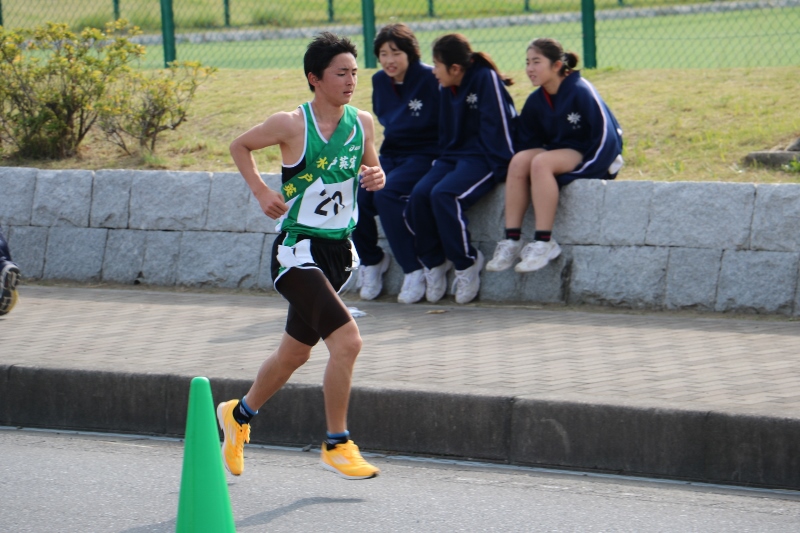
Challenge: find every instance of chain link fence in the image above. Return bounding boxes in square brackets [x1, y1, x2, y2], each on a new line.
[1, 0, 798, 70]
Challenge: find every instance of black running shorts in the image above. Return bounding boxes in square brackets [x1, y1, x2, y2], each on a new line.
[271, 233, 355, 346]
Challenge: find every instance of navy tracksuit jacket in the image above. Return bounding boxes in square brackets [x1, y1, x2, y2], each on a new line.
[407, 63, 517, 271]
[352, 60, 440, 272]
[516, 71, 623, 186]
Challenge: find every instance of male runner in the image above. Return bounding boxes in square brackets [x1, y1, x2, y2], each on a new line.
[217, 32, 386, 480]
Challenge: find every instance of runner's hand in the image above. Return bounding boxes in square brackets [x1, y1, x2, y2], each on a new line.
[255, 187, 288, 219]
[359, 165, 385, 192]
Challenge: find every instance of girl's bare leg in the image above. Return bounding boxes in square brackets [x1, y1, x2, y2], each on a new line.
[529, 149, 582, 231]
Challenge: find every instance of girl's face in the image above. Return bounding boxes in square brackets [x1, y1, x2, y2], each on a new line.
[432, 57, 463, 88]
[525, 48, 560, 88]
[378, 41, 410, 82]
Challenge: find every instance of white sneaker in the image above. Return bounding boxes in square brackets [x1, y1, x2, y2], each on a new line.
[424, 260, 453, 303]
[397, 269, 426, 304]
[452, 251, 484, 304]
[359, 253, 390, 300]
[485, 239, 525, 271]
[515, 239, 561, 273]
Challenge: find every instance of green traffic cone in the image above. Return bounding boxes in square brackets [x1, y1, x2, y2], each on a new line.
[176, 377, 236, 533]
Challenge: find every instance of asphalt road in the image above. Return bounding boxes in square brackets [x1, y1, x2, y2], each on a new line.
[1, 428, 799, 532]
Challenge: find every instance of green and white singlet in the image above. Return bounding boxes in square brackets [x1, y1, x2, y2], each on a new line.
[277, 102, 364, 242]
[273, 102, 364, 281]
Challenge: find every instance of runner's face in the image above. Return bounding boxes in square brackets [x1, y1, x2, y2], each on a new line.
[378, 41, 410, 82]
[526, 48, 559, 88]
[316, 53, 358, 104]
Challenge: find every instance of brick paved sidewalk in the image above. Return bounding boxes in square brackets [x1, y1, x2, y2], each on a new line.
[2, 285, 799, 418]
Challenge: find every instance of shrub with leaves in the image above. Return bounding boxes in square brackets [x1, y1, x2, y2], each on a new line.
[98, 61, 216, 155]
[0, 21, 145, 159]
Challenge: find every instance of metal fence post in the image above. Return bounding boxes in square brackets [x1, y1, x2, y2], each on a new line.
[428, 0, 435, 17]
[328, 0, 335, 22]
[524, 0, 531, 13]
[0, 0, 4, 27]
[160, 0, 177, 66]
[580, 0, 597, 68]
[361, 0, 376, 68]
[114, 0, 120, 21]
[224, 0, 231, 27]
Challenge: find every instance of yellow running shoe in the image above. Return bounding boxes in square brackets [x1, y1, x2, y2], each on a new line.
[216, 399, 250, 476]
[320, 440, 380, 480]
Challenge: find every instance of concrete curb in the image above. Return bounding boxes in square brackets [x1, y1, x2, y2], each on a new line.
[3, 365, 799, 490]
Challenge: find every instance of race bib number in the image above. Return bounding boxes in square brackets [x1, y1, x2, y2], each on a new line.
[295, 177, 356, 230]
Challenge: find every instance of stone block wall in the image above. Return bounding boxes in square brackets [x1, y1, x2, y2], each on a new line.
[2, 166, 799, 315]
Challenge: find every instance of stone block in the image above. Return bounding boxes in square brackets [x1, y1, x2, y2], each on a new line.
[715, 250, 798, 314]
[141, 231, 182, 286]
[6, 226, 48, 279]
[0, 167, 37, 226]
[91, 170, 133, 229]
[476, 241, 567, 304]
[665, 247, 722, 310]
[796, 277, 800, 317]
[256, 233, 278, 291]
[518, 245, 569, 303]
[43, 227, 108, 281]
[554, 179, 607, 245]
[467, 185, 506, 243]
[129, 171, 211, 230]
[479, 268, 523, 302]
[245, 195, 278, 233]
[751, 184, 800, 252]
[102, 230, 146, 283]
[379, 239, 405, 296]
[375, 215, 387, 239]
[32, 169, 93, 227]
[569, 245, 668, 308]
[598, 180, 653, 246]
[646, 182, 754, 249]
[177, 231, 264, 288]
[206, 172, 250, 232]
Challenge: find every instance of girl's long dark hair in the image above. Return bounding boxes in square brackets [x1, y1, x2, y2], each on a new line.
[432, 33, 513, 86]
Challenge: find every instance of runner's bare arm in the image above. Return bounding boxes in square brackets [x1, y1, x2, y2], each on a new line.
[356, 111, 385, 192]
[230, 112, 302, 219]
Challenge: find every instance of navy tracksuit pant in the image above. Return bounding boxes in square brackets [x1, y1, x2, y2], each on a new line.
[406, 157, 495, 272]
[352, 154, 434, 273]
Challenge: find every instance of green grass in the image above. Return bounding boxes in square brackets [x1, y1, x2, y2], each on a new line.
[4, 66, 799, 185]
[5, 0, 797, 69]
[4, 2, 796, 183]
[129, 6, 800, 70]
[2, 0, 738, 30]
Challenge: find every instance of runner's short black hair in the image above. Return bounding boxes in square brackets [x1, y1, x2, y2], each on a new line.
[304, 32, 358, 92]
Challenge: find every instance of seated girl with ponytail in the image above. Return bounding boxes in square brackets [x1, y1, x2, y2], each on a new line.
[406, 33, 517, 305]
[486, 37, 623, 274]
